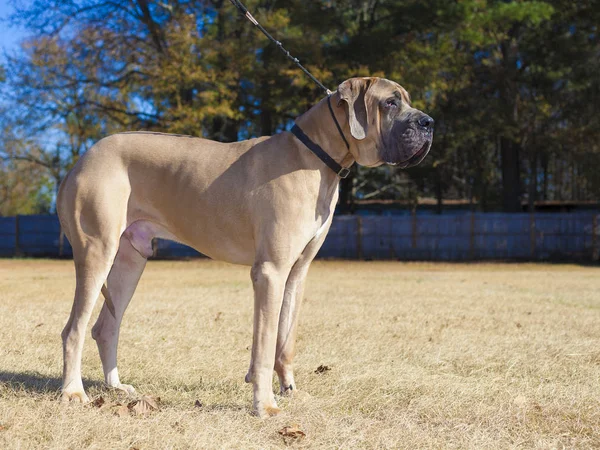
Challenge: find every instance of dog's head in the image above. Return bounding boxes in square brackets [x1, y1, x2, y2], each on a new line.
[337, 77, 433, 168]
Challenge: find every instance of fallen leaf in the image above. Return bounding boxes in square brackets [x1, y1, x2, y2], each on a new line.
[129, 395, 160, 416]
[279, 424, 306, 440]
[0, 424, 6, 431]
[91, 396, 106, 408]
[113, 404, 130, 417]
[194, 400, 203, 408]
[314, 365, 331, 374]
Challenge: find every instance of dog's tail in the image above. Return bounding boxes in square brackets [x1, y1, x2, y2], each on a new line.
[101, 283, 116, 318]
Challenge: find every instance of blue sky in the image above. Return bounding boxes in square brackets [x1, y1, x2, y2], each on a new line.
[0, 1, 26, 58]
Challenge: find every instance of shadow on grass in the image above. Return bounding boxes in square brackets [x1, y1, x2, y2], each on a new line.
[0, 371, 250, 413]
[0, 371, 103, 396]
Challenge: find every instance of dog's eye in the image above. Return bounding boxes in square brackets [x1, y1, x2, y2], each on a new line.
[385, 99, 399, 109]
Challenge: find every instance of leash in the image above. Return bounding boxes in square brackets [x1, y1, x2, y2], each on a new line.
[229, 0, 332, 95]
[229, 0, 352, 178]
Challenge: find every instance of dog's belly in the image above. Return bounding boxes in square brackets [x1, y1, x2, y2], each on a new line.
[124, 178, 258, 265]
[122, 218, 255, 265]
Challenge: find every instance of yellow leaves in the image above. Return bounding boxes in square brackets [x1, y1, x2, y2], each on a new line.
[257, 8, 291, 30]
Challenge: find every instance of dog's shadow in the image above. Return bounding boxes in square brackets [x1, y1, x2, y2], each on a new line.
[0, 371, 250, 413]
[0, 371, 103, 396]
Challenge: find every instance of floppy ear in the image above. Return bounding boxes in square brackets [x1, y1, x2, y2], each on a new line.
[337, 78, 374, 140]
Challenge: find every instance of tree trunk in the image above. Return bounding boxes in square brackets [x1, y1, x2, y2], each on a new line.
[260, 42, 273, 136]
[541, 152, 548, 201]
[528, 151, 537, 213]
[435, 166, 443, 214]
[500, 136, 522, 212]
[260, 89, 273, 136]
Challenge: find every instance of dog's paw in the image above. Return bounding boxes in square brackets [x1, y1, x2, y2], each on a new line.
[113, 383, 136, 395]
[254, 404, 281, 418]
[60, 390, 90, 404]
[280, 384, 295, 396]
[279, 387, 311, 400]
[264, 405, 281, 417]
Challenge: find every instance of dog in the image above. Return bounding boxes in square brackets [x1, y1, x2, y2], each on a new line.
[57, 77, 433, 418]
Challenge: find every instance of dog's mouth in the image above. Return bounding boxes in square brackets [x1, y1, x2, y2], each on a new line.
[389, 140, 432, 168]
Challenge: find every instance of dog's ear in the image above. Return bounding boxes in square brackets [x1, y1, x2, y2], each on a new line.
[337, 78, 375, 140]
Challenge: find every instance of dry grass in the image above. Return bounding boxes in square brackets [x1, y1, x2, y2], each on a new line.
[1, 259, 600, 449]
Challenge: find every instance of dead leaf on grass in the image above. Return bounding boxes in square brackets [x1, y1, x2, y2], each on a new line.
[278, 424, 306, 440]
[0, 424, 6, 431]
[314, 365, 331, 374]
[113, 404, 130, 417]
[91, 396, 106, 408]
[129, 395, 160, 416]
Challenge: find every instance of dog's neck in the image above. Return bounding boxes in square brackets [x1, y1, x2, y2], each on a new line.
[293, 92, 356, 170]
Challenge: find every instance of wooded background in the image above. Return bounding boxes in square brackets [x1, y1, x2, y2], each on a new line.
[0, 0, 598, 215]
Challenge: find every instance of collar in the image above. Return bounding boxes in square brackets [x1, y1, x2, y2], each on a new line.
[290, 95, 351, 179]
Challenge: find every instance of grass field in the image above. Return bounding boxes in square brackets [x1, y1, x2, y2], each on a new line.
[1, 259, 599, 449]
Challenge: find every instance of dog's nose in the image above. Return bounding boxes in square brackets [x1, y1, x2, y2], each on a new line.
[418, 115, 434, 129]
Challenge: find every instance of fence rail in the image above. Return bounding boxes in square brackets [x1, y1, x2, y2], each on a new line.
[0, 213, 598, 261]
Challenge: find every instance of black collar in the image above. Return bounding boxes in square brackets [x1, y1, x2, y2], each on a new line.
[290, 96, 351, 178]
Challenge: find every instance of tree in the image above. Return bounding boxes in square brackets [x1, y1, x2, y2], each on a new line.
[1, 0, 599, 215]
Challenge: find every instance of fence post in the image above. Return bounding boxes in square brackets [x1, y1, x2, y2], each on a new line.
[14, 215, 22, 257]
[530, 213, 536, 260]
[469, 212, 475, 260]
[411, 210, 417, 255]
[593, 215, 598, 261]
[356, 216, 362, 260]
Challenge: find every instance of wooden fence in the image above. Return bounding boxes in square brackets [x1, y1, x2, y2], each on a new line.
[0, 213, 598, 261]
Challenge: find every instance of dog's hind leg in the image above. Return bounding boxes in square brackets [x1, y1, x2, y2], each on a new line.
[61, 242, 118, 403]
[92, 233, 148, 394]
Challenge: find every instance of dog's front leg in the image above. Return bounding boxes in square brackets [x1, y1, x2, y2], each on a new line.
[246, 261, 289, 418]
[274, 262, 309, 395]
[275, 231, 329, 395]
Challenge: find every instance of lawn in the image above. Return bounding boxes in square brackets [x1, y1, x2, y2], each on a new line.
[1, 259, 599, 449]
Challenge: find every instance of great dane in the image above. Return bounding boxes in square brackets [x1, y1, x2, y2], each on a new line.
[57, 77, 433, 417]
